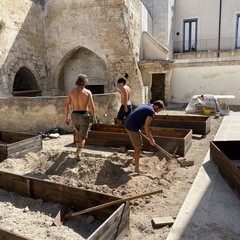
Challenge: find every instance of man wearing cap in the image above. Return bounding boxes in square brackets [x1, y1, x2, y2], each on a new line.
[124, 100, 164, 173]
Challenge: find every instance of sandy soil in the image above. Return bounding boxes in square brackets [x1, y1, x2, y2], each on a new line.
[0, 110, 223, 240]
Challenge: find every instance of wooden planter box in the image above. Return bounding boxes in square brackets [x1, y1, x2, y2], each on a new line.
[210, 141, 240, 200]
[151, 115, 211, 135]
[0, 170, 130, 240]
[86, 124, 192, 157]
[0, 131, 42, 161]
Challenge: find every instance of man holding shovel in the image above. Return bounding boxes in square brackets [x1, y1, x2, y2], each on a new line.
[115, 74, 132, 125]
[64, 74, 95, 160]
[124, 100, 164, 173]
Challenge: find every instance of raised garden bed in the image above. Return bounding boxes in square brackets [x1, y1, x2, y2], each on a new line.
[0, 170, 130, 240]
[151, 115, 211, 135]
[86, 124, 192, 157]
[210, 141, 240, 200]
[0, 131, 42, 161]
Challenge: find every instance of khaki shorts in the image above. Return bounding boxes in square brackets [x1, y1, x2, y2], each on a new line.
[71, 111, 90, 139]
[125, 128, 143, 148]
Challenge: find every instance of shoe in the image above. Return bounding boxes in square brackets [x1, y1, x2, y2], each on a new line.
[76, 148, 82, 161]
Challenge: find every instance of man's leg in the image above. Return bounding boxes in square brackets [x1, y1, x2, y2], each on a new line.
[134, 146, 141, 172]
[116, 106, 124, 125]
[76, 137, 85, 160]
[76, 116, 90, 160]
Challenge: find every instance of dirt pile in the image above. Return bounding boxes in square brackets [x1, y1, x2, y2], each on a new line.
[0, 113, 223, 240]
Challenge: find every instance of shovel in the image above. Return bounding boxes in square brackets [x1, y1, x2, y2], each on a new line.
[53, 189, 163, 227]
[139, 131, 178, 160]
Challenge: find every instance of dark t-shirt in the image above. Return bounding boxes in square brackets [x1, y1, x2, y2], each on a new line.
[124, 104, 155, 131]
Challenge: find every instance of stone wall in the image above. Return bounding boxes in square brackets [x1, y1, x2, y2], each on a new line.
[0, 0, 47, 97]
[138, 60, 173, 103]
[0, 94, 121, 134]
[43, 0, 144, 105]
[0, 0, 147, 105]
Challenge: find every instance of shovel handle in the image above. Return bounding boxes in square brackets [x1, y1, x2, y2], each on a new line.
[66, 189, 163, 219]
[139, 131, 173, 160]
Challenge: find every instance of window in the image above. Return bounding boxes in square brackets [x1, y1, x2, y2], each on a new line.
[236, 15, 240, 48]
[183, 19, 197, 52]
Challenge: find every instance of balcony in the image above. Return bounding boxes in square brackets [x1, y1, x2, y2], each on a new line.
[173, 37, 240, 59]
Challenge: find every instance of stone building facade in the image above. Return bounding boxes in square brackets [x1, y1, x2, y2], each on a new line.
[0, 0, 175, 106]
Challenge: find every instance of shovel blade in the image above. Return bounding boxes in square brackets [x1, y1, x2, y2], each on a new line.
[53, 205, 69, 227]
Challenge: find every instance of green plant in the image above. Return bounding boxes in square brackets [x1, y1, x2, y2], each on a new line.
[0, 19, 6, 33]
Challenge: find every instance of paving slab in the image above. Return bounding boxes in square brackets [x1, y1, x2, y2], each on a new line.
[167, 116, 240, 240]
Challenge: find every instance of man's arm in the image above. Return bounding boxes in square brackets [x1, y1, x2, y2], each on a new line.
[64, 94, 71, 125]
[143, 116, 155, 146]
[88, 92, 95, 116]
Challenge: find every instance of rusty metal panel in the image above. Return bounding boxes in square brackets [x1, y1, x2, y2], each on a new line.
[0, 227, 31, 240]
[151, 115, 211, 135]
[0, 170, 130, 239]
[210, 141, 240, 200]
[86, 124, 192, 157]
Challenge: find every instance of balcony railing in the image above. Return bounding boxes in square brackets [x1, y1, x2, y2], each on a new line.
[174, 37, 240, 53]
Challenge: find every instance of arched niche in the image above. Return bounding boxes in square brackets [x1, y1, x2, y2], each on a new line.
[59, 47, 111, 95]
[12, 67, 42, 97]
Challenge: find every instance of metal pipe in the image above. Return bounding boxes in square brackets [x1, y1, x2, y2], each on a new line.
[218, 0, 222, 57]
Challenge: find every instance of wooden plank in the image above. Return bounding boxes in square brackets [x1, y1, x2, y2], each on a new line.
[88, 203, 130, 240]
[0, 170, 122, 220]
[151, 115, 211, 135]
[0, 145, 7, 161]
[7, 136, 42, 156]
[0, 132, 42, 161]
[0, 227, 31, 240]
[210, 141, 240, 200]
[1, 131, 35, 143]
[87, 124, 192, 156]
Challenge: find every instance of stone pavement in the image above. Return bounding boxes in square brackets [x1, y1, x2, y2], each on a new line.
[167, 116, 240, 240]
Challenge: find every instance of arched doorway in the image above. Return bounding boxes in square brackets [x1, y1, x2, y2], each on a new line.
[12, 67, 42, 97]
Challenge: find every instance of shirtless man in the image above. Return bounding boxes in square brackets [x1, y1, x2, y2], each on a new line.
[115, 76, 132, 125]
[64, 74, 95, 160]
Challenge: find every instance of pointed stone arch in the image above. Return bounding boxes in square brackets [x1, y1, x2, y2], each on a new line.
[57, 47, 111, 95]
[12, 67, 42, 96]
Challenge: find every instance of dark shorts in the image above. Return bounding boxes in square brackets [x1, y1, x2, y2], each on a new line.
[117, 104, 132, 120]
[125, 128, 143, 148]
[71, 111, 90, 139]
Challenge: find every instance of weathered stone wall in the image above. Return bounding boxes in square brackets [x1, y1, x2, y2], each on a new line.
[138, 60, 173, 102]
[44, 0, 144, 105]
[0, 94, 121, 133]
[0, 0, 47, 97]
[0, 0, 147, 105]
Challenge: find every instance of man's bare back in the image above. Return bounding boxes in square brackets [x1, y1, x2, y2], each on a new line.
[68, 87, 94, 112]
[120, 84, 131, 105]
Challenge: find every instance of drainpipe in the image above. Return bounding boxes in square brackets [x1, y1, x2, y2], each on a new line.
[218, 0, 222, 57]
